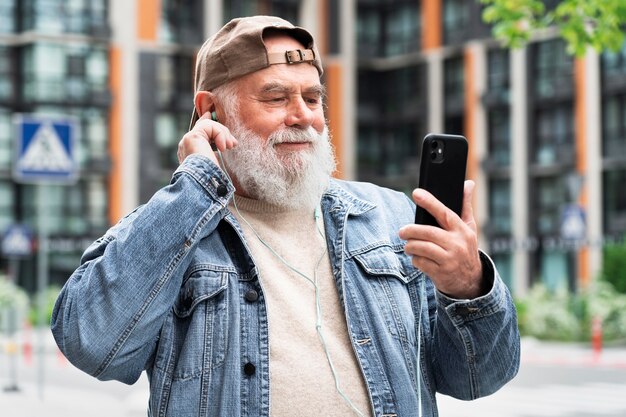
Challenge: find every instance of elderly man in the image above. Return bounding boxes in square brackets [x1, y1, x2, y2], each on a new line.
[52, 16, 519, 417]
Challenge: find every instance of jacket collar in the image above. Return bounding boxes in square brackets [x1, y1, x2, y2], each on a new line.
[322, 179, 376, 216]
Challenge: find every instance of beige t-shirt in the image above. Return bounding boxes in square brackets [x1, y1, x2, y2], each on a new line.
[230, 196, 372, 417]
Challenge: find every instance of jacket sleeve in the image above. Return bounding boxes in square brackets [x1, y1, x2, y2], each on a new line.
[50, 155, 233, 384]
[428, 253, 521, 400]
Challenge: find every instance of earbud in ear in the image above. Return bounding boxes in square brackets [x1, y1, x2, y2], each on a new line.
[211, 111, 218, 122]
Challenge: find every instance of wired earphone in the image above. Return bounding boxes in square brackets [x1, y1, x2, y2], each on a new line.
[210, 110, 425, 417]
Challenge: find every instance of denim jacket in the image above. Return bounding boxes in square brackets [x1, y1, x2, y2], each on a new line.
[52, 155, 520, 417]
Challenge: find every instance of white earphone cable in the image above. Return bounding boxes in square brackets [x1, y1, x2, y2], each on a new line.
[216, 150, 366, 417]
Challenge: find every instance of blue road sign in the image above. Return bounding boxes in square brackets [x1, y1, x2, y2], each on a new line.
[13, 114, 78, 184]
[1, 225, 34, 258]
[560, 204, 586, 240]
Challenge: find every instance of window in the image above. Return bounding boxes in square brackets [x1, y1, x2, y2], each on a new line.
[23, 179, 108, 235]
[356, 65, 425, 190]
[384, 2, 420, 56]
[604, 169, 626, 234]
[488, 178, 512, 235]
[21, 0, 108, 35]
[155, 112, 188, 170]
[535, 176, 568, 235]
[0, 47, 14, 101]
[155, 54, 193, 108]
[444, 55, 464, 134]
[22, 42, 109, 102]
[357, 1, 420, 58]
[0, 108, 12, 168]
[601, 39, 626, 79]
[487, 48, 509, 95]
[224, 0, 300, 25]
[443, 0, 469, 44]
[487, 110, 510, 167]
[159, 0, 203, 44]
[0, 181, 13, 231]
[533, 39, 573, 99]
[602, 94, 626, 158]
[0, 0, 15, 34]
[492, 253, 513, 292]
[533, 105, 574, 165]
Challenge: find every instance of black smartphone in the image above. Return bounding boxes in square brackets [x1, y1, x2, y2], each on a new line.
[414, 133, 468, 227]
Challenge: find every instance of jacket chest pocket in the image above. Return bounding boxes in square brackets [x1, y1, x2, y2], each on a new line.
[156, 268, 230, 381]
[350, 245, 421, 343]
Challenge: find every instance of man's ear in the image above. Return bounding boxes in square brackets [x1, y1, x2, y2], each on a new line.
[194, 91, 216, 119]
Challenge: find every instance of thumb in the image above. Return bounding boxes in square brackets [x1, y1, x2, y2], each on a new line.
[461, 180, 476, 227]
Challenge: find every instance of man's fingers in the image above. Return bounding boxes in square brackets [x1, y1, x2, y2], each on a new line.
[461, 180, 476, 226]
[412, 188, 460, 230]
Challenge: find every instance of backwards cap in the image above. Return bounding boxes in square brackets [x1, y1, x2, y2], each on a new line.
[189, 15, 323, 129]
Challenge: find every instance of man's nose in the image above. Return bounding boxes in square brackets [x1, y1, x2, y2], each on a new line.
[284, 96, 314, 129]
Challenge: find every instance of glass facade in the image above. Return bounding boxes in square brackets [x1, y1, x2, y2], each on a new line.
[443, 0, 468, 44]
[0, 47, 15, 102]
[356, 65, 426, 192]
[158, 0, 203, 44]
[0, 0, 111, 289]
[0, 0, 621, 295]
[528, 38, 576, 290]
[0, 0, 15, 34]
[443, 55, 464, 134]
[22, 42, 109, 103]
[224, 0, 300, 24]
[21, 0, 109, 35]
[139, 52, 195, 201]
[601, 40, 626, 237]
[357, 0, 420, 58]
[603, 169, 626, 235]
[484, 47, 513, 290]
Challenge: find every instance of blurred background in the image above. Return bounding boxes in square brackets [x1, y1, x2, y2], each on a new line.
[0, 0, 625, 416]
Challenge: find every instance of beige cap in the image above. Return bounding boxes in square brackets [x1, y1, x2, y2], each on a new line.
[189, 15, 323, 129]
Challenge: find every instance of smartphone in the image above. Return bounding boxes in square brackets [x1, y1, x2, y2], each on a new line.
[414, 133, 468, 227]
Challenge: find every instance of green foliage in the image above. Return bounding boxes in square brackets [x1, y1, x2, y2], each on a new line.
[0, 277, 30, 333]
[0, 277, 29, 312]
[516, 281, 626, 342]
[601, 240, 626, 294]
[480, 0, 626, 56]
[28, 285, 62, 328]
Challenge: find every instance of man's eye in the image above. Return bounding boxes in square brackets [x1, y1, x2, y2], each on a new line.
[266, 96, 286, 103]
[305, 97, 321, 105]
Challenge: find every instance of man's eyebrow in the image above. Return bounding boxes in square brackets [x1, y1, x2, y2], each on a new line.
[304, 84, 327, 97]
[259, 82, 326, 97]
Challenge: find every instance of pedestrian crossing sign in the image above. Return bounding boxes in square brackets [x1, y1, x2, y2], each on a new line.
[13, 114, 79, 184]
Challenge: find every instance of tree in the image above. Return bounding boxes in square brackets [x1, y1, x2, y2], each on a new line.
[480, 0, 626, 56]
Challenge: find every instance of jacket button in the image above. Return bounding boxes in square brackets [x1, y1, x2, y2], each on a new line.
[243, 362, 256, 376]
[457, 306, 478, 316]
[216, 184, 228, 197]
[244, 289, 259, 302]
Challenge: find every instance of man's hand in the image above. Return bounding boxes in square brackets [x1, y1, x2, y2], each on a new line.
[399, 180, 484, 299]
[177, 112, 238, 165]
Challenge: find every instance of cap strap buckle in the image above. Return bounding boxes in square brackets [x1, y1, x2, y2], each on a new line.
[268, 49, 316, 65]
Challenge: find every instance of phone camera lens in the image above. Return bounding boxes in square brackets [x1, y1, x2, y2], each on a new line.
[430, 151, 437, 161]
[430, 140, 439, 150]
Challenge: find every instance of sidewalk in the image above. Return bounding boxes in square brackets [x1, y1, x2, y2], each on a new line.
[521, 336, 626, 368]
[1, 328, 149, 417]
[1, 331, 625, 417]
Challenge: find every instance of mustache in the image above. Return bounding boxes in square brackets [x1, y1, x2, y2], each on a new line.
[268, 127, 320, 145]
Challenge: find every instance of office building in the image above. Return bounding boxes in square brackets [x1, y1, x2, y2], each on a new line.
[0, 0, 624, 296]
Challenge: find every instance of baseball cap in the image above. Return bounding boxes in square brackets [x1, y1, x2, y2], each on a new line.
[189, 15, 323, 129]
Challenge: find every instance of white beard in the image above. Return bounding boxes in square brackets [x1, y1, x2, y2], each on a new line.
[220, 122, 337, 211]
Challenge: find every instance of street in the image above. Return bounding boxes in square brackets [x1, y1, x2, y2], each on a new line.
[1, 330, 625, 417]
